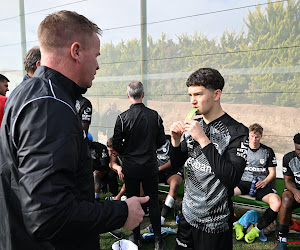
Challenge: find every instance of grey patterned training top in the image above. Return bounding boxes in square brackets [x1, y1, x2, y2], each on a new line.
[241, 144, 277, 182]
[282, 151, 300, 189]
[170, 113, 248, 234]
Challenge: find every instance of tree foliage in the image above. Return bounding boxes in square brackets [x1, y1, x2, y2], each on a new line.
[88, 0, 300, 107]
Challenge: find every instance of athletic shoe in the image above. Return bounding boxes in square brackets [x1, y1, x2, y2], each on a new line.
[245, 226, 259, 243]
[109, 230, 123, 240]
[233, 222, 244, 240]
[289, 219, 300, 233]
[275, 241, 288, 250]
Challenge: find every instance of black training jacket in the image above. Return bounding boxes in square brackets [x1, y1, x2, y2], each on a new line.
[113, 103, 166, 178]
[0, 66, 128, 250]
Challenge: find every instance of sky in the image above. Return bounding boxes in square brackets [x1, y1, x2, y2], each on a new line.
[0, 0, 265, 73]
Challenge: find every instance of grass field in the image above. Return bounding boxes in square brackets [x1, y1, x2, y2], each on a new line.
[99, 194, 300, 249]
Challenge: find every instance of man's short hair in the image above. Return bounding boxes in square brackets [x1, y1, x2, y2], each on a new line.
[38, 10, 102, 51]
[249, 123, 263, 136]
[0, 74, 9, 83]
[127, 81, 144, 99]
[24, 46, 41, 73]
[293, 133, 300, 144]
[186, 68, 224, 91]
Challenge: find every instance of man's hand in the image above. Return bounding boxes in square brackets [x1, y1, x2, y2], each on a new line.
[256, 180, 267, 189]
[184, 120, 210, 148]
[170, 121, 185, 147]
[293, 189, 300, 203]
[117, 167, 124, 181]
[123, 196, 150, 230]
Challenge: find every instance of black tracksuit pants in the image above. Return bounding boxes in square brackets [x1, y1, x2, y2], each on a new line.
[124, 174, 161, 239]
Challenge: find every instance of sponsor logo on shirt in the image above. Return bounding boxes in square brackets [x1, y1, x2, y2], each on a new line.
[245, 166, 267, 173]
[294, 172, 300, 184]
[187, 157, 212, 173]
[82, 107, 91, 121]
[83, 107, 91, 114]
[260, 159, 265, 164]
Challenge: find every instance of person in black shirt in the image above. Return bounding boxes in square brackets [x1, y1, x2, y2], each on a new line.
[157, 135, 184, 225]
[87, 133, 109, 200]
[170, 68, 248, 250]
[113, 81, 166, 250]
[76, 95, 92, 136]
[276, 133, 300, 250]
[233, 123, 281, 243]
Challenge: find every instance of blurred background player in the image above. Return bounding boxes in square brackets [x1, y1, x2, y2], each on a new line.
[149, 135, 184, 231]
[233, 123, 281, 243]
[23, 46, 41, 81]
[276, 133, 300, 250]
[0, 74, 9, 96]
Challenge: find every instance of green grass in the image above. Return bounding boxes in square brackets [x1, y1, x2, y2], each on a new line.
[99, 193, 300, 249]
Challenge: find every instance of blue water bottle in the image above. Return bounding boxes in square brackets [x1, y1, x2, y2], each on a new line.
[249, 176, 258, 196]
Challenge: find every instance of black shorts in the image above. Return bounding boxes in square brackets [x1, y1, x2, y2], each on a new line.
[175, 211, 232, 250]
[93, 165, 109, 172]
[237, 181, 277, 201]
[158, 169, 184, 185]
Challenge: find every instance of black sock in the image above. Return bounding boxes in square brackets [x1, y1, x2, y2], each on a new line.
[278, 224, 289, 241]
[161, 204, 171, 218]
[257, 208, 278, 230]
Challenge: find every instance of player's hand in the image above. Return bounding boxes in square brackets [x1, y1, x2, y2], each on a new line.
[123, 196, 150, 230]
[294, 190, 300, 203]
[184, 120, 210, 147]
[256, 180, 266, 189]
[170, 121, 185, 146]
[117, 168, 124, 181]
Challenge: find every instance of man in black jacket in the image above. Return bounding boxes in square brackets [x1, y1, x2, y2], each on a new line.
[113, 81, 166, 250]
[0, 10, 148, 250]
[170, 68, 249, 250]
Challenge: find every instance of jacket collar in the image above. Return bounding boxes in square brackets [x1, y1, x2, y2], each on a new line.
[130, 102, 145, 109]
[33, 66, 86, 101]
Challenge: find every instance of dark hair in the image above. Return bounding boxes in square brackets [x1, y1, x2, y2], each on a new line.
[249, 123, 263, 136]
[38, 10, 102, 51]
[127, 81, 144, 99]
[24, 46, 41, 73]
[107, 137, 113, 147]
[186, 68, 224, 90]
[0, 74, 9, 83]
[294, 133, 300, 144]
